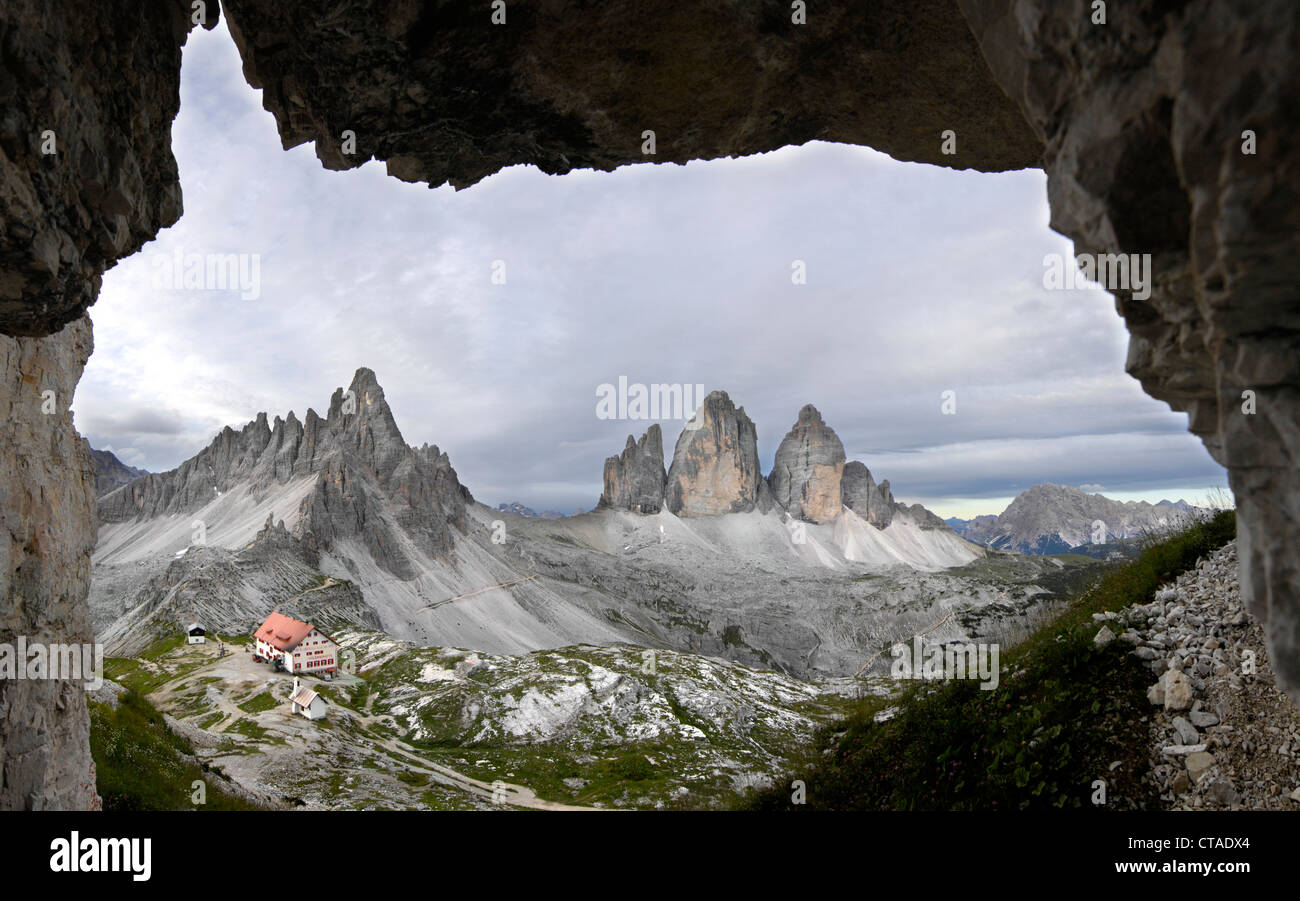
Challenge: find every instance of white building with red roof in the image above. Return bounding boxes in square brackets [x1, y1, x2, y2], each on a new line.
[289, 677, 328, 721]
[253, 612, 339, 675]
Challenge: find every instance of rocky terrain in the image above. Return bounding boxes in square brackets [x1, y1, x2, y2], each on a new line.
[103, 629, 870, 810]
[99, 368, 471, 576]
[842, 462, 900, 529]
[92, 516, 382, 657]
[955, 484, 1207, 555]
[1093, 542, 1300, 809]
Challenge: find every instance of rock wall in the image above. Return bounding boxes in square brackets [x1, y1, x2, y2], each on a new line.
[0, 0, 216, 336]
[959, 0, 1300, 701]
[219, 0, 1040, 190]
[599, 426, 668, 514]
[768, 405, 846, 523]
[0, 316, 99, 809]
[666, 391, 772, 517]
[841, 462, 896, 529]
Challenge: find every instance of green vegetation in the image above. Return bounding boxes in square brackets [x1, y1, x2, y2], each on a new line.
[745, 509, 1236, 811]
[195, 711, 226, 731]
[227, 718, 278, 743]
[237, 691, 278, 714]
[88, 690, 265, 810]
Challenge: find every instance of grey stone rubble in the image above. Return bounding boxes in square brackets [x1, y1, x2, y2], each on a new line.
[1096, 541, 1300, 809]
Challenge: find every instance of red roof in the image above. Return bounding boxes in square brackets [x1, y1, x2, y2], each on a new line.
[255, 612, 315, 652]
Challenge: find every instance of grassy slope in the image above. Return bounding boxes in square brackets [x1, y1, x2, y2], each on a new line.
[89, 689, 268, 810]
[744, 510, 1237, 811]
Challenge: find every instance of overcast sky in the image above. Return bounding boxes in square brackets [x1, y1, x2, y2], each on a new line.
[73, 21, 1228, 520]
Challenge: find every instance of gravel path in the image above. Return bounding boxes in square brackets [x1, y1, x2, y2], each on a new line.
[1097, 541, 1300, 809]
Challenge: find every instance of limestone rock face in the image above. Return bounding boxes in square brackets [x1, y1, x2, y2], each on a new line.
[599, 425, 667, 514]
[842, 462, 897, 529]
[959, 0, 1300, 701]
[219, 0, 1039, 191]
[0, 0, 217, 336]
[769, 406, 846, 523]
[99, 368, 470, 578]
[666, 392, 772, 517]
[0, 316, 100, 809]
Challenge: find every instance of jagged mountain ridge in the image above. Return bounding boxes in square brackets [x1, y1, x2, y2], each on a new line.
[91, 447, 149, 497]
[958, 484, 1207, 554]
[98, 368, 470, 579]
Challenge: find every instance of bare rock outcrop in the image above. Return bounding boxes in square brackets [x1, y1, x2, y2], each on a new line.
[0, 0, 218, 336]
[959, 0, 1300, 701]
[768, 405, 846, 523]
[666, 391, 772, 517]
[841, 462, 897, 529]
[219, 0, 1039, 191]
[0, 316, 99, 809]
[599, 425, 667, 514]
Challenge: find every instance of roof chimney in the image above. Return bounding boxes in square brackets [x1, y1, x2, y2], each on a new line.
[293, 676, 300, 695]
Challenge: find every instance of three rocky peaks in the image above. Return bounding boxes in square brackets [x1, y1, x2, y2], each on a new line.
[598, 389, 933, 529]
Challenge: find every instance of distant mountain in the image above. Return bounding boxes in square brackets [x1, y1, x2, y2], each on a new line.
[960, 484, 1206, 555]
[495, 502, 564, 519]
[944, 516, 973, 536]
[90, 448, 148, 497]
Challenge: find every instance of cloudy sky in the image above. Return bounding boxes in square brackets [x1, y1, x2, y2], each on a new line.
[73, 21, 1228, 520]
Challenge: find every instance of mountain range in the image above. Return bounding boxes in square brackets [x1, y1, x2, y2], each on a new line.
[946, 484, 1207, 555]
[494, 502, 566, 520]
[90, 368, 997, 677]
